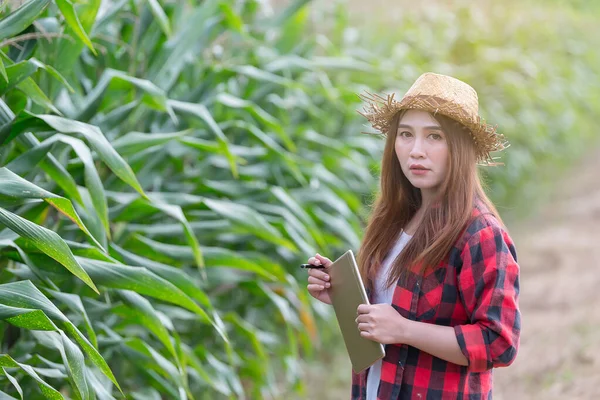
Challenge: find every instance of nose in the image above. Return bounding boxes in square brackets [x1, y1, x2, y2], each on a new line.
[409, 137, 426, 159]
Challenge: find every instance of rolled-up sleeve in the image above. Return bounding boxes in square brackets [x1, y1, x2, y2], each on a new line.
[454, 217, 521, 373]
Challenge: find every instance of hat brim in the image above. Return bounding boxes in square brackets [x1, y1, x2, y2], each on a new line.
[356, 91, 508, 166]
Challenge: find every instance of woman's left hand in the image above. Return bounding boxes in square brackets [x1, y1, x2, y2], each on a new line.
[356, 304, 410, 344]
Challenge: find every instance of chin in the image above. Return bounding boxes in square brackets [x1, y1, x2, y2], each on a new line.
[408, 179, 435, 189]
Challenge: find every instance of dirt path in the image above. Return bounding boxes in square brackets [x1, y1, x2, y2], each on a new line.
[495, 149, 600, 399]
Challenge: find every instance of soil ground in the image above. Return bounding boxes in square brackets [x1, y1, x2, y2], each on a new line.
[494, 149, 600, 400]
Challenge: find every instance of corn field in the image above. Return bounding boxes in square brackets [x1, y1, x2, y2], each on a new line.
[0, 0, 381, 398]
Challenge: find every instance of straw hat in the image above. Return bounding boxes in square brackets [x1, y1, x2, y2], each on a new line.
[356, 72, 507, 165]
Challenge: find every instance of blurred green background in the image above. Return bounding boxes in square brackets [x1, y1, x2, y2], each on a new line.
[0, 0, 598, 399]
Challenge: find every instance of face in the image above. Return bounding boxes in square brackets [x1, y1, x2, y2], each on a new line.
[394, 110, 449, 199]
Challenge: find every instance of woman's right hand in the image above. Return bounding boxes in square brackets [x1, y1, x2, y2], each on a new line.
[306, 253, 333, 305]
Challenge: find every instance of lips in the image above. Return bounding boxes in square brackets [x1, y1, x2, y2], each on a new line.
[409, 164, 430, 171]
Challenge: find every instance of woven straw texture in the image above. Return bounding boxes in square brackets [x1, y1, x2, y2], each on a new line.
[356, 73, 507, 165]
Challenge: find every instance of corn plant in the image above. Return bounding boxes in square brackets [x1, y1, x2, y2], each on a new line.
[0, 0, 379, 398]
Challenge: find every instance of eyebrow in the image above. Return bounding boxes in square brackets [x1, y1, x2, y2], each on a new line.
[397, 124, 443, 131]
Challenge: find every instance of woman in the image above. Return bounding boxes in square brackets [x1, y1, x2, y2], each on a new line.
[305, 73, 520, 400]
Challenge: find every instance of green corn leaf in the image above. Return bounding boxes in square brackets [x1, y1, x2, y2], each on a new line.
[182, 344, 231, 396]
[53, 0, 101, 77]
[38, 115, 146, 198]
[271, 186, 325, 242]
[0, 0, 51, 42]
[48, 290, 98, 348]
[218, 2, 244, 34]
[130, 235, 283, 281]
[177, 136, 221, 153]
[76, 69, 175, 123]
[204, 247, 284, 281]
[0, 209, 98, 293]
[115, 290, 178, 363]
[32, 331, 90, 400]
[16, 79, 61, 115]
[0, 56, 60, 115]
[62, 321, 122, 394]
[227, 65, 295, 87]
[216, 92, 296, 152]
[0, 280, 118, 389]
[27, 59, 75, 93]
[55, 0, 96, 54]
[14, 132, 85, 206]
[122, 339, 186, 398]
[77, 256, 230, 347]
[146, 195, 205, 272]
[0, 303, 56, 330]
[0, 354, 63, 399]
[5, 139, 59, 175]
[0, 281, 67, 321]
[64, 239, 116, 262]
[0, 167, 105, 251]
[168, 99, 238, 178]
[224, 312, 269, 366]
[84, 367, 116, 400]
[111, 129, 192, 156]
[107, 193, 205, 272]
[203, 197, 297, 251]
[267, 0, 311, 28]
[146, 0, 222, 91]
[1, 368, 23, 400]
[0, 55, 75, 95]
[146, 0, 171, 37]
[0, 57, 7, 83]
[76, 257, 212, 323]
[110, 244, 211, 308]
[0, 60, 38, 95]
[10, 112, 146, 199]
[33, 134, 110, 240]
[59, 331, 90, 400]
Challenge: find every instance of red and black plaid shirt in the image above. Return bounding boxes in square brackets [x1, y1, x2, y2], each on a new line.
[351, 199, 521, 399]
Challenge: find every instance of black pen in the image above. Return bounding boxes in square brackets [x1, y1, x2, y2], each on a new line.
[300, 263, 326, 269]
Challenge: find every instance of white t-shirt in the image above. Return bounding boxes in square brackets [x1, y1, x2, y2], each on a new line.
[366, 231, 412, 400]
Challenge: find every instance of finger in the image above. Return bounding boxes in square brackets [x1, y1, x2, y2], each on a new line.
[307, 268, 330, 281]
[309, 255, 323, 266]
[307, 257, 320, 266]
[307, 284, 325, 292]
[355, 315, 367, 324]
[357, 322, 370, 331]
[315, 253, 332, 267]
[357, 304, 370, 315]
[360, 330, 373, 339]
[307, 276, 327, 286]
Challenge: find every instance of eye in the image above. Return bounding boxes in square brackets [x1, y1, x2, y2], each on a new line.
[398, 131, 413, 138]
[429, 133, 443, 140]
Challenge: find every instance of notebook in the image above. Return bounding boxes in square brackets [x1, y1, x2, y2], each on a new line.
[328, 250, 385, 373]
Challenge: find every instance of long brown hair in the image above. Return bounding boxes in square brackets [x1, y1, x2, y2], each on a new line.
[357, 110, 502, 291]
